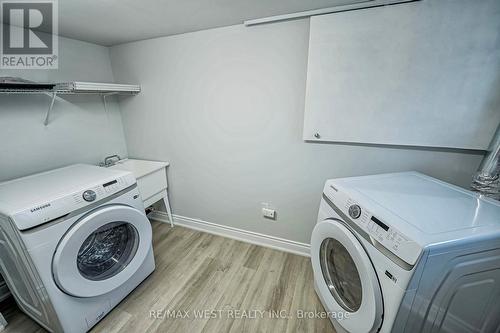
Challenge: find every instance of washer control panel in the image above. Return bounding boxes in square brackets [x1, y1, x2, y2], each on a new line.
[12, 172, 137, 231]
[323, 182, 421, 266]
[72, 176, 130, 206]
[342, 197, 421, 265]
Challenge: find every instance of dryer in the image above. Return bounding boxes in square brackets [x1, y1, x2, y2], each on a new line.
[311, 172, 500, 333]
[0, 164, 155, 333]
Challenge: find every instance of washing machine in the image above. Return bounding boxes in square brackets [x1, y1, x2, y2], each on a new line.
[311, 172, 500, 333]
[0, 164, 155, 333]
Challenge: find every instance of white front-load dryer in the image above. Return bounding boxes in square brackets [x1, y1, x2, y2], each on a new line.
[311, 191, 416, 333]
[311, 172, 500, 333]
[0, 164, 156, 333]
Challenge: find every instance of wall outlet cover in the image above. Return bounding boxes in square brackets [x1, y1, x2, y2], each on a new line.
[262, 207, 276, 220]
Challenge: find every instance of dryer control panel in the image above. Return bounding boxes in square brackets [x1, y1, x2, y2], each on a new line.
[324, 183, 422, 267]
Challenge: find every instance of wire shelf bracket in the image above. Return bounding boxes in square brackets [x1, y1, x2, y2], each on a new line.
[43, 91, 58, 126]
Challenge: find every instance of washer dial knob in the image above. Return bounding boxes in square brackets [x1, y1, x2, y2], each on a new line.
[82, 190, 97, 202]
[348, 204, 361, 219]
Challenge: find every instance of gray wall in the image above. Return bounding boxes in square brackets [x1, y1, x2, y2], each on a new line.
[110, 16, 484, 244]
[0, 36, 128, 182]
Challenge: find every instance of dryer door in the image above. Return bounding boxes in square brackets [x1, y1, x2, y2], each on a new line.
[52, 205, 152, 297]
[311, 219, 383, 333]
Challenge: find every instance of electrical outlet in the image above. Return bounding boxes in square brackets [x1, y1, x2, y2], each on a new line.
[262, 207, 276, 220]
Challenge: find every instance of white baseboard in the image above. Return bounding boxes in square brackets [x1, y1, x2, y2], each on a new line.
[148, 211, 311, 257]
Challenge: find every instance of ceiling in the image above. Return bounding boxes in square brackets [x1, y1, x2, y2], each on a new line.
[54, 0, 361, 46]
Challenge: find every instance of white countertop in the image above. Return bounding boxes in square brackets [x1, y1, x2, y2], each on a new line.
[109, 159, 169, 179]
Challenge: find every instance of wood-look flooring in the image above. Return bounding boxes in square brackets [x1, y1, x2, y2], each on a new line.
[2, 221, 335, 333]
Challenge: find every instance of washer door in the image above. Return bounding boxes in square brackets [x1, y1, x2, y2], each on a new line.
[52, 205, 152, 297]
[311, 219, 383, 333]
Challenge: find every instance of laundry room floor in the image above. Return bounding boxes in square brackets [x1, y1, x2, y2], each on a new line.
[1, 221, 335, 333]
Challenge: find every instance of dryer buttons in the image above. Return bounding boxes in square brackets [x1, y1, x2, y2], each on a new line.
[82, 190, 97, 202]
[348, 204, 362, 219]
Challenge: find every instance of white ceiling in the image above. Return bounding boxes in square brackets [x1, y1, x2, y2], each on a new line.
[57, 0, 360, 46]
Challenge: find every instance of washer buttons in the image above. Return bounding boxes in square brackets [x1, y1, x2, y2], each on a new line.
[348, 204, 362, 219]
[82, 190, 97, 202]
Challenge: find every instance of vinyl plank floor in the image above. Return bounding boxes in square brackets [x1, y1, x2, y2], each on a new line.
[2, 221, 336, 333]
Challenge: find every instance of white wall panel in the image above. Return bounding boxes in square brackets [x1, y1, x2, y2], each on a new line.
[304, 0, 500, 149]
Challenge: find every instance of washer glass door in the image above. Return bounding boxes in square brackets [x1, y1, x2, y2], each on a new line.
[77, 221, 139, 281]
[311, 218, 383, 333]
[320, 237, 363, 312]
[53, 204, 152, 298]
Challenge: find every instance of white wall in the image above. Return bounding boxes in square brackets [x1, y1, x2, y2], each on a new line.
[0, 36, 128, 181]
[110, 16, 485, 243]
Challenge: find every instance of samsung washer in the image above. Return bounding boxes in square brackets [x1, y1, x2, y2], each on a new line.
[311, 172, 500, 333]
[0, 164, 155, 333]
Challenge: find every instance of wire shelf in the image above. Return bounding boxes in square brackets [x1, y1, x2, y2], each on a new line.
[0, 81, 140, 125]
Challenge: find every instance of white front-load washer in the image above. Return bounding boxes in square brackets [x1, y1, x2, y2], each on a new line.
[311, 172, 500, 333]
[0, 164, 156, 333]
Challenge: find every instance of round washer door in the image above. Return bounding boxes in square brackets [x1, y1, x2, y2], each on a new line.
[53, 204, 152, 297]
[311, 219, 383, 333]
